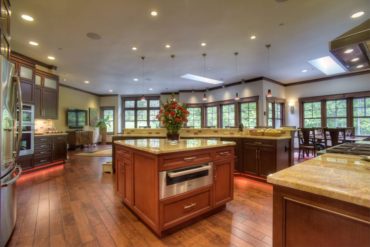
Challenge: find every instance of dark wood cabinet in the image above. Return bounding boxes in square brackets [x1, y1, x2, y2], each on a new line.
[258, 146, 276, 177]
[34, 71, 59, 119]
[214, 159, 233, 207]
[16, 155, 34, 170]
[220, 138, 243, 172]
[52, 135, 67, 161]
[242, 144, 259, 175]
[30, 135, 67, 169]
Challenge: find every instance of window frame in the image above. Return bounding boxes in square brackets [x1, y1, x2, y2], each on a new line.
[122, 96, 160, 129]
[299, 91, 370, 136]
[186, 105, 203, 128]
[266, 97, 285, 128]
[100, 106, 115, 134]
[353, 96, 370, 136]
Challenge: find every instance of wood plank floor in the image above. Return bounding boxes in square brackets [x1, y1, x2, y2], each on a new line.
[8, 151, 273, 247]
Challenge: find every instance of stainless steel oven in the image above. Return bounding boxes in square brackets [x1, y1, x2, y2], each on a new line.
[17, 104, 34, 156]
[159, 162, 213, 199]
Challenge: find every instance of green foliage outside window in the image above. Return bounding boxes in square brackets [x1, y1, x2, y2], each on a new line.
[353, 97, 370, 136]
[240, 102, 257, 128]
[222, 104, 235, 128]
[303, 102, 321, 128]
[187, 108, 202, 128]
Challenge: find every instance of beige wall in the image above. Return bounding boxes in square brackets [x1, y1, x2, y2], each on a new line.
[51, 86, 100, 131]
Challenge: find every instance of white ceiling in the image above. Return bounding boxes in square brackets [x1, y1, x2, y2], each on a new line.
[11, 0, 370, 95]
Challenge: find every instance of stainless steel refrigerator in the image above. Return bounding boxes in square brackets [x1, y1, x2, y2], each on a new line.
[0, 55, 23, 247]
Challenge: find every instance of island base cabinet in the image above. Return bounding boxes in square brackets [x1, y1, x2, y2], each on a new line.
[273, 186, 370, 247]
[214, 160, 233, 207]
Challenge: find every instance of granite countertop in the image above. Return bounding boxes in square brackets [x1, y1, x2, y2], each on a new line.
[115, 138, 235, 154]
[119, 133, 291, 140]
[267, 153, 370, 208]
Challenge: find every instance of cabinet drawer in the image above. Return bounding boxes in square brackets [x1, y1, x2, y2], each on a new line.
[34, 155, 52, 166]
[34, 149, 52, 156]
[35, 136, 52, 144]
[53, 135, 67, 142]
[162, 189, 211, 228]
[243, 139, 276, 147]
[214, 149, 233, 160]
[35, 143, 52, 151]
[116, 148, 132, 161]
[162, 152, 211, 169]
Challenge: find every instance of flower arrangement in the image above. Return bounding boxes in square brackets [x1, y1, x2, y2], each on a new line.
[156, 97, 189, 140]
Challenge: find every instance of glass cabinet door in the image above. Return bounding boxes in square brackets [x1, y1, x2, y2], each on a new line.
[44, 77, 57, 89]
[19, 65, 33, 80]
[35, 75, 42, 86]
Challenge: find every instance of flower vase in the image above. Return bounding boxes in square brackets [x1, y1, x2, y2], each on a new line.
[166, 132, 180, 141]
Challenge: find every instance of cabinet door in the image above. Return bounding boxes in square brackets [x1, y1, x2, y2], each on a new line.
[20, 80, 34, 104]
[214, 160, 233, 207]
[123, 160, 134, 206]
[19, 65, 34, 81]
[42, 89, 58, 119]
[242, 144, 259, 175]
[52, 136, 67, 161]
[221, 138, 242, 172]
[116, 158, 125, 197]
[34, 86, 42, 118]
[258, 147, 276, 177]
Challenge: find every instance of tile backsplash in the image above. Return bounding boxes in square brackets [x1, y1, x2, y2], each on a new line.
[35, 119, 54, 133]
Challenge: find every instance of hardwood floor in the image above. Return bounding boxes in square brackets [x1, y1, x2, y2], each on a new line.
[8, 152, 273, 247]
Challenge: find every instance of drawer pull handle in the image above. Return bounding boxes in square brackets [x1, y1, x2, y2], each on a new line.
[183, 156, 197, 161]
[184, 203, 197, 210]
[40, 159, 47, 163]
[254, 142, 262, 145]
[219, 152, 229, 156]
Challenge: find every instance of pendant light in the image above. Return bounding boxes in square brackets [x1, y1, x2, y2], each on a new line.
[234, 52, 240, 101]
[203, 93, 207, 101]
[140, 95, 146, 101]
[235, 93, 240, 101]
[265, 44, 273, 98]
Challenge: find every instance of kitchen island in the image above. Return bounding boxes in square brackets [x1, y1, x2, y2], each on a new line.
[267, 153, 370, 247]
[114, 138, 235, 237]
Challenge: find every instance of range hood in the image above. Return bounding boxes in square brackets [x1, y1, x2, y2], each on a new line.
[330, 19, 370, 71]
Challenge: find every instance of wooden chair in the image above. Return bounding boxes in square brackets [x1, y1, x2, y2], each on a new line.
[323, 128, 346, 147]
[298, 128, 316, 159]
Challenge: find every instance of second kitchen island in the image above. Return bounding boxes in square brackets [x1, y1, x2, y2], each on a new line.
[114, 138, 235, 237]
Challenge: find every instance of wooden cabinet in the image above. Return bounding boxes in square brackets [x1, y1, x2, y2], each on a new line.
[16, 155, 33, 171]
[242, 144, 259, 175]
[220, 138, 243, 172]
[34, 71, 59, 119]
[214, 159, 233, 207]
[116, 148, 134, 205]
[66, 131, 94, 149]
[33, 135, 67, 168]
[10, 53, 36, 104]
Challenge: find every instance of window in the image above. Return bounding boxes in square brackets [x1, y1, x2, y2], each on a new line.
[123, 97, 160, 128]
[206, 106, 218, 128]
[187, 107, 202, 128]
[240, 102, 257, 128]
[267, 101, 283, 128]
[326, 99, 347, 128]
[101, 107, 115, 133]
[303, 102, 321, 128]
[222, 104, 235, 128]
[353, 97, 370, 136]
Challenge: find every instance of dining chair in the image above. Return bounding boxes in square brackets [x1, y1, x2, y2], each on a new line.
[323, 128, 346, 147]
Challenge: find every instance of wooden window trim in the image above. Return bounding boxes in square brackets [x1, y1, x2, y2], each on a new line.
[266, 97, 286, 128]
[122, 96, 160, 129]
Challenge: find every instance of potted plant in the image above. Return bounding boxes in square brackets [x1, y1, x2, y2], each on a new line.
[96, 117, 111, 145]
[156, 97, 189, 141]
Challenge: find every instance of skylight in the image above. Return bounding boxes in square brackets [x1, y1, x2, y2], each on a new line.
[181, 74, 223, 84]
[308, 56, 346, 75]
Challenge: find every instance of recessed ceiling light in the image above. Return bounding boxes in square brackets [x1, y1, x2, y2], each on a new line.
[29, 41, 39, 46]
[148, 88, 153, 91]
[301, 69, 308, 73]
[165, 44, 171, 48]
[21, 14, 34, 22]
[351, 11, 365, 19]
[250, 35, 256, 40]
[84, 80, 90, 84]
[351, 57, 360, 62]
[109, 89, 113, 93]
[344, 48, 354, 54]
[181, 74, 223, 85]
[47, 56, 55, 60]
[63, 78, 67, 82]
[150, 10, 158, 16]
[132, 46, 137, 51]
[308, 56, 346, 75]
[356, 64, 364, 69]
[133, 78, 139, 82]
[201, 42, 207, 47]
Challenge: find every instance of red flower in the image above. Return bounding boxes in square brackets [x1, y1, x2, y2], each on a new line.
[170, 111, 175, 116]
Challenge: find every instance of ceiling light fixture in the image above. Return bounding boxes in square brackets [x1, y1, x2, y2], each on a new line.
[181, 74, 223, 85]
[344, 48, 354, 54]
[351, 57, 360, 62]
[235, 93, 240, 101]
[84, 80, 90, 84]
[201, 42, 207, 47]
[308, 56, 346, 75]
[203, 93, 207, 101]
[47, 56, 55, 60]
[132, 46, 137, 51]
[150, 10, 158, 16]
[21, 14, 34, 22]
[267, 89, 272, 98]
[356, 64, 364, 69]
[351, 11, 365, 19]
[148, 88, 153, 91]
[29, 41, 39, 46]
[302, 69, 308, 73]
[165, 44, 171, 49]
[109, 89, 113, 93]
[133, 78, 139, 82]
[250, 35, 256, 40]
